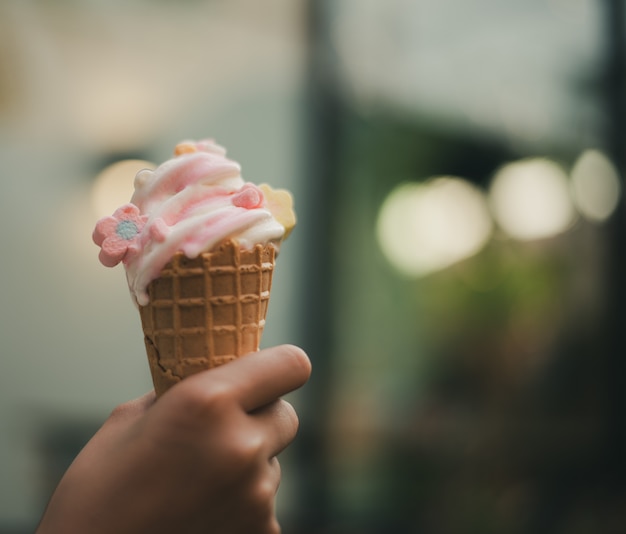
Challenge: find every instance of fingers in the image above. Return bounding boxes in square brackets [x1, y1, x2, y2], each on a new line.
[252, 400, 300, 457]
[185, 344, 311, 412]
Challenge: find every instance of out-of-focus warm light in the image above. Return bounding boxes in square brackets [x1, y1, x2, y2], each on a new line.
[377, 177, 493, 277]
[570, 149, 621, 222]
[91, 159, 154, 219]
[488, 158, 576, 241]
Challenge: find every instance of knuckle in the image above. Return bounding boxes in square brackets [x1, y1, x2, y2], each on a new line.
[229, 432, 265, 466]
[159, 381, 239, 436]
[174, 379, 234, 415]
[197, 382, 234, 410]
[252, 478, 276, 505]
[222, 431, 265, 480]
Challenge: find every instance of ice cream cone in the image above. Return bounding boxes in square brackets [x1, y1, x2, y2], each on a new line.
[138, 240, 277, 396]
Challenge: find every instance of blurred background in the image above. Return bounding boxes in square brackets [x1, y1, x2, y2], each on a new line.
[1, 0, 625, 533]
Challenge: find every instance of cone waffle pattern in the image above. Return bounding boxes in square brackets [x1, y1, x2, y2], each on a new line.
[139, 241, 276, 396]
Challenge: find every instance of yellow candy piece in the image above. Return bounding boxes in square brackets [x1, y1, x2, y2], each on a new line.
[259, 184, 296, 239]
[174, 142, 198, 156]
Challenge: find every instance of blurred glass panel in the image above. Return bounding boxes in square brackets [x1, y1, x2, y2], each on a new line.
[303, 0, 626, 533]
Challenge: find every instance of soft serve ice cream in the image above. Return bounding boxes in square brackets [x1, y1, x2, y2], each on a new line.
[93, 139, 295, 306]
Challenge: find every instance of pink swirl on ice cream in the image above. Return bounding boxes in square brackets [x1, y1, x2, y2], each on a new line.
[93, 139, 294, 306]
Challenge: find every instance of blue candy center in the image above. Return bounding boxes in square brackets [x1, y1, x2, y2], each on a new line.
[116, 220, 139, 240]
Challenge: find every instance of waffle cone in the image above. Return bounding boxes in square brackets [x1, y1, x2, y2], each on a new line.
[138, 240, 277, 396]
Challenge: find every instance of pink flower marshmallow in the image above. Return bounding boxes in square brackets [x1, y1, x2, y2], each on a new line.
[93, 204, 148, 267]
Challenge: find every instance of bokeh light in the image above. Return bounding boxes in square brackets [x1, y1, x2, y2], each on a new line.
[570, 149, 621, 222]
[488, 158, 577, 240]
[377, 177, 493, 277]
[91, 159, 154, 219]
